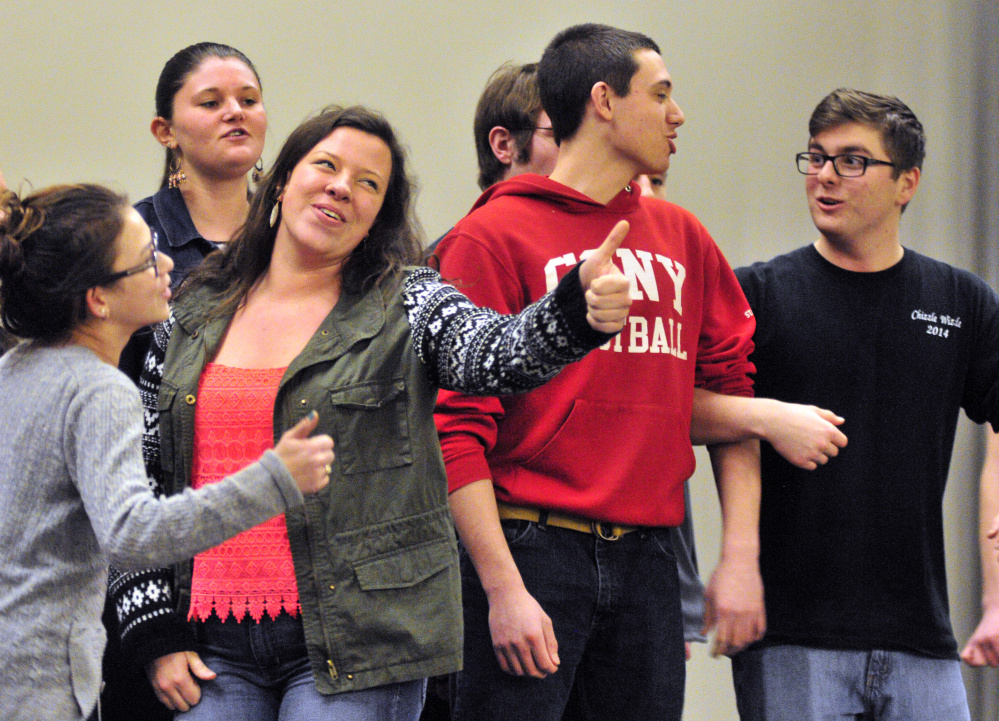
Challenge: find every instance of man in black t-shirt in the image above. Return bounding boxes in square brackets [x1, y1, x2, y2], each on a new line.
[731, 88, 999, 721]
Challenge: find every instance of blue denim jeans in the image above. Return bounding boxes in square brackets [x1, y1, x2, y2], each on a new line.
[177, 612, 426, 721]
[451, 520, 685, 721]
[731, 644, 970, 721]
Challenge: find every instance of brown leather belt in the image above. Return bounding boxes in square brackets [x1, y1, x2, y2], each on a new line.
[496, 501, 638, 541]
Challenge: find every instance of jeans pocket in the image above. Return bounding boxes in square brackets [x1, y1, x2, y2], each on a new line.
[500, 519, 537, 548]
[648, 528, 678, 560]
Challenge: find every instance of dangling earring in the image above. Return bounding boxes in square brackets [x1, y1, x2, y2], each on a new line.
[168, 153, 186, 189]
[252, 159, 264, 184]
[269, 201, 281, 228]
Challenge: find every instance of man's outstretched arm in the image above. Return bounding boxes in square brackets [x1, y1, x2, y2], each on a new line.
[692, 389, 847, 470]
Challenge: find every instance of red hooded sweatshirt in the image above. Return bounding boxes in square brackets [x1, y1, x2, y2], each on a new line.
[434, 175, 754, 526]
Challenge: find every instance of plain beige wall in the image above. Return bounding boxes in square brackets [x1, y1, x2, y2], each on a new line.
[2, 1, 993, 718]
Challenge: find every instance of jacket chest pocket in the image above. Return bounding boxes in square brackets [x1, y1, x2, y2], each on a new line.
[328, 379, 412, 474]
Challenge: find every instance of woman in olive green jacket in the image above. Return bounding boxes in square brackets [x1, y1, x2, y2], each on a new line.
[110, 105, 631, 721]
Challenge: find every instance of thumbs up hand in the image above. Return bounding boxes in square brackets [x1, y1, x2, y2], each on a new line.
[578, 220, 632, 333]
[273, 411, 335, 494]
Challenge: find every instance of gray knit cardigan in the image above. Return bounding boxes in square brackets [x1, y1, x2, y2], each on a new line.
[0, 343, 303, 721]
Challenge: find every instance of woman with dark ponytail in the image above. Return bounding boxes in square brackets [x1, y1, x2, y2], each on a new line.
[141, 42, 267, 280]
[118, 42, 268, 380]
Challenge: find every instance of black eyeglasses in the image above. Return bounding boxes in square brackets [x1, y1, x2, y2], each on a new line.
[100, 232, 159, 285]
[796, 152, 896, 177]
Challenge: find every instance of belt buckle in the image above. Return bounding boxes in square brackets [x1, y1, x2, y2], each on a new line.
[591, 520, 622, 541]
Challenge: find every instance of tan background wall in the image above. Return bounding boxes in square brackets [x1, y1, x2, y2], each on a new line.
[3, 1, 996, 717]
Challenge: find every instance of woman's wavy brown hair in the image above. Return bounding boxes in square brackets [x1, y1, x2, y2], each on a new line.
[178, 104, 422, 319]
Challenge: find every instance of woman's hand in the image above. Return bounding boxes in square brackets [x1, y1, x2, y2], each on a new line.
[273, 411, 335, 494]
[146, 651, 216, 712]
[579, 220, 632, 333]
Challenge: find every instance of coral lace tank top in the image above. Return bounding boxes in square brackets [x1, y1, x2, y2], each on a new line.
[188, 363, 300, 623]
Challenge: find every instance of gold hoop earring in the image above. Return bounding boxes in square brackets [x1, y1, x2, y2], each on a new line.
[168, 154, 186, 189]
[252, 159, 264, 184]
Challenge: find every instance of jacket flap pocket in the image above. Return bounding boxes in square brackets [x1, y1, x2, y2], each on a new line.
[158, 382, 179, 411]
[353, 539, 452, 591]
[156, 383, 180, 475]
[327, 379, 411, 474]
[329, 379, 404, 409]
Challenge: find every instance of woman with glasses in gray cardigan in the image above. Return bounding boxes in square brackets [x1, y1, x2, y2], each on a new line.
[0, 184, 334, 721]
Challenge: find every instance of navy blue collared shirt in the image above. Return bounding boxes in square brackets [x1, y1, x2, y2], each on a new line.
[120, 187, 219, 381]
[134, 186, 219, 288]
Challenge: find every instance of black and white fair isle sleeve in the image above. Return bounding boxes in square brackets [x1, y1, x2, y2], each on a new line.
[107, 317, 195, 663]
[403, 265, 614, 394]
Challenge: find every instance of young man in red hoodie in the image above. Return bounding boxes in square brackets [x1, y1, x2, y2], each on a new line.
[435, 23, 765, 721]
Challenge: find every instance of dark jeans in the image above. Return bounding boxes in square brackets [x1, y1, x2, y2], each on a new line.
[452, 520, 685, 721]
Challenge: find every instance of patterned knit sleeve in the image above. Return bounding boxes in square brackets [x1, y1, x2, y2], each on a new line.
[107, 316, 196, 664]
[403, 265, 615, 394]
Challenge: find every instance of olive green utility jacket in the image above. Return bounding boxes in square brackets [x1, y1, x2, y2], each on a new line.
[160, 275, 462, 694]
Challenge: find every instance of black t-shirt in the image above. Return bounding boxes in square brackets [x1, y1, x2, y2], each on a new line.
[737, 244, 999, 659]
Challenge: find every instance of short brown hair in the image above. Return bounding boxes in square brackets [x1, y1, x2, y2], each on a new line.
[809, 88, 926, 176]
[473, 63, 544, 190]
[539, 24, 659, 144]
